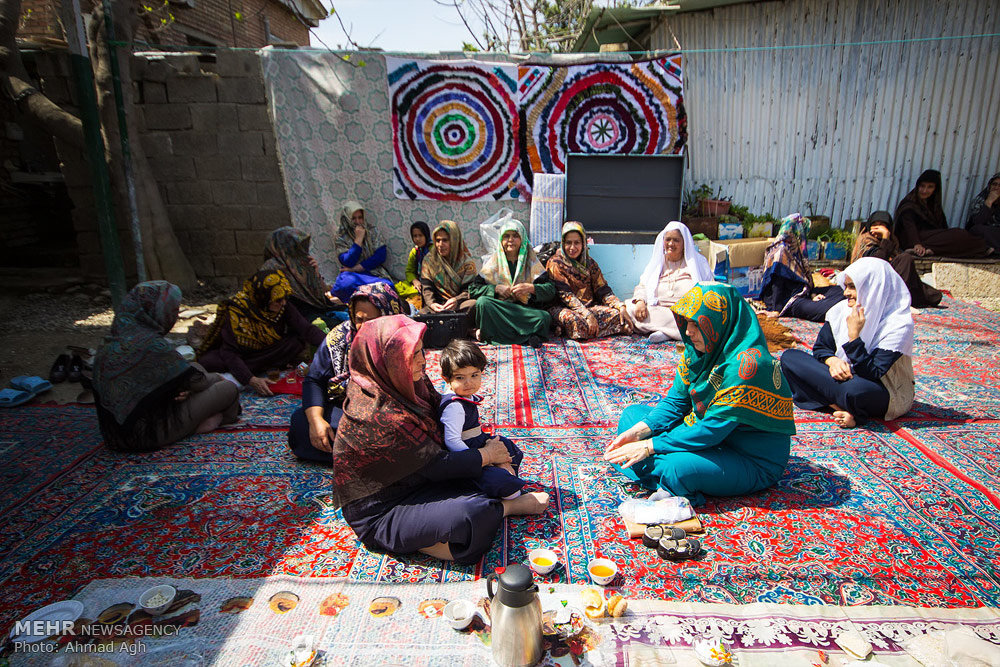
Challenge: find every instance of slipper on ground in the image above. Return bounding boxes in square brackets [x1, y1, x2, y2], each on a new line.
[10, 375, 53, 396]
[0, 388, 34, 408]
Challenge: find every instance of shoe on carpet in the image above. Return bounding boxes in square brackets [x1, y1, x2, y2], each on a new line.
[67, 355, 85, 383]
[0, 388, 33, 408]
[49, 353, 70, 383]
[647, 331, 669, 344]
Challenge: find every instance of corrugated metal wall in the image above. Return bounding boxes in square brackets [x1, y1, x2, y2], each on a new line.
[650, 0, 1000, 228]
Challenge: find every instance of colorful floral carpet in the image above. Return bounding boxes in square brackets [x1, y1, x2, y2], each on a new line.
[3, 297, 1000, 642]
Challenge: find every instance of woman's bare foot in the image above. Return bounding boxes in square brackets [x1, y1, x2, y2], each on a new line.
[195, 412, 224, 434]
[502, 491, 549, 517]
[832, 410, 857, 428]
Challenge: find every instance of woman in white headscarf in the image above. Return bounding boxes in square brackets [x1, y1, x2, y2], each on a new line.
[625, 221, 715, 343]
[780, 257, 915, 428]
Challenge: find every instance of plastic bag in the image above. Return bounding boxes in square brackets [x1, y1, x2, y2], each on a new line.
[478, 207, 514, 265]
[618, 494, 693, 525]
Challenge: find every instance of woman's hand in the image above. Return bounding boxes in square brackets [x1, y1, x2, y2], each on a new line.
[913, 244, 931, 257]
[846, 305, 866, 340]
[618, 304, 633, 331]
[987, 190, 1000, 207]
[495, 284, 513, 300]
[249, 377, 274, 396]
[811, 293, 826, 302]
[604, 422, 651, 454]
[174, 390, 191, 402]
[480, 437, 512, 467]
[429, 302, 446, 313]
[825, 357, 853, 381]
[633, 299, 648, 321]
[308, 416, 335, 453]
[308, 257, 319, 270]
[412, 279, 422, 290]
[603, 440, 653, 469]
[353, 224, 367, 245]
[511, 283, 534, 304]
[442, 297, 461, 311]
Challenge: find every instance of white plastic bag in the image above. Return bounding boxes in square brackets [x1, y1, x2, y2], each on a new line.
[618, 495, 693, 525]
[478, 207, 514, 265]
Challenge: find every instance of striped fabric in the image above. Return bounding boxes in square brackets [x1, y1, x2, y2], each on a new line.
[529, 173, 566, 246]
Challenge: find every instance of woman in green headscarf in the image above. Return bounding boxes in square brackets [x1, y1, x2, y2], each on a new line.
[604, 283, 795, 505]
[469, 219, 556, 346]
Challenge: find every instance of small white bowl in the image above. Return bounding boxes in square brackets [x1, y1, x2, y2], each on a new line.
[528, 548, 559, 575]
[139, 585, 177, 616]
[443, 599, 475, 630]
[587, 558, 618, 586]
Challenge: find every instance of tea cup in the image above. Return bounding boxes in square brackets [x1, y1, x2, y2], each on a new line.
[528, 548, 559, 575]
[587, 558, 618, 586]
[443, 599, 475, 630]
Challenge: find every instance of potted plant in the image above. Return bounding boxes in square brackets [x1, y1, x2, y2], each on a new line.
[804, 202, 830, 236]
[698, 186, 731, 217]
[742, 212, 775, 238]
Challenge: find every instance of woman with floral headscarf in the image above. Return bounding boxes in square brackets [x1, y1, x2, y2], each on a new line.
[94, 282, 241, 452]
[332, 315, 549, 563]
[546, 221, 631, 340]
[261, 226, 336, 321]
[469, 219, 556, 346]
[759, 213, 845, 322]
[288, 282, 406, 462]
[604, 283, 794, 505]
[782, 257, 915, 428]
[893, 169, 991, 258]
[198, 269, 326, 396]
[966, 172, 1000, 250]
[331, 201, 395, 302]
[420, 220, 479, 315]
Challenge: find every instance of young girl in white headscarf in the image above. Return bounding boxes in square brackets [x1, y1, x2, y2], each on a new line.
[626, 221, 715, 343]
[781, 257, 915, 428]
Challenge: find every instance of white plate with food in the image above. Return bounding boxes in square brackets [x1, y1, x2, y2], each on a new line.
[9, 600, 84, 643]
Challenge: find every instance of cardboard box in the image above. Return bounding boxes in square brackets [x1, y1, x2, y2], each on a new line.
[718, 222, 743, 239]
[728, 265, 765, 298]
[719, 237, 773, 268]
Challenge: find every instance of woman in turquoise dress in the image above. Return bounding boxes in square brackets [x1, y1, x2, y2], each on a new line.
[604, 283, 796, 504]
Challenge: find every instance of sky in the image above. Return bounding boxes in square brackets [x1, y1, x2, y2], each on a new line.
[309, 0, 485, 54]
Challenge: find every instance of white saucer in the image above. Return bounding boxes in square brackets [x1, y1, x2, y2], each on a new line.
[9, 600, 84, 643]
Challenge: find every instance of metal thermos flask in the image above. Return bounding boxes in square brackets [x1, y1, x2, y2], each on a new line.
[486, 564, 543, 667]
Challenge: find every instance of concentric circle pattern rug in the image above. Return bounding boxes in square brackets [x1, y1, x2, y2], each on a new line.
[2, 297, 1000, 662]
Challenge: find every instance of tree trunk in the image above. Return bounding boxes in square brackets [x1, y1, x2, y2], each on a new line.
[88, 1, 196, 290]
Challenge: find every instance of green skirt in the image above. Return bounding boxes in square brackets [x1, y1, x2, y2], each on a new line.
[473, 296, 551, 345]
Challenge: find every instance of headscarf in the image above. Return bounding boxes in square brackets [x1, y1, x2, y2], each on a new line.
[638, 221, 714, 306]
[337, 201, 391, 280]
[410, 221, 432, 275]
[759, 213, 813, 312]
[825, 257, 913, 363]
[261, 226, 331, 308]
[894, 169, 947, 232]
[967, 173, 1000, 228]
[670, 283, 795, 435]
[546, 221, 618, 307]
[198, 269, 292, 354]
[324, 282, 407, 397]
[851, 211, 899, 262]
[420, 220, 479, 298]
[93, 282, 193, 425]
[331, 315, 443, 508]
[479, 219, 544, 287]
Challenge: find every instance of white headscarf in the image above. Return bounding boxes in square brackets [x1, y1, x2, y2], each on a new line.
[825, 257, 913, 363]
[638, 221, 714, 305]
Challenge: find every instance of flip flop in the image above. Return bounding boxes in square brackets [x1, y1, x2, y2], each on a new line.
[10, 376, 53, 396]
[0, 388, 33, 408]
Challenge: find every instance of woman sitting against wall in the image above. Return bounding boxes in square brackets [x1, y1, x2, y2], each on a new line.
[331, 201, 396, 302]
[965, 172, 1000, 249]
[260, 226, 339, 323]
[545, 221, 631, 340]
[469, 219, 556, 346]
[851, 211, 942, 308]
[420, 220, 479, 315]
[759, 213, 845, 322]
[893, 169, 992, 258]
[626, 221, 714, 343]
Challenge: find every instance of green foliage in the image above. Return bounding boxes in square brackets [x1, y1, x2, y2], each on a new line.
[462, 42, 480, 52]
[823, 228, 856, 252]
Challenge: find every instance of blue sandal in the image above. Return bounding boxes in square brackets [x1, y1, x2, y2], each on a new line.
[0, 388, 33, 408]
[10, 376, 53, 396]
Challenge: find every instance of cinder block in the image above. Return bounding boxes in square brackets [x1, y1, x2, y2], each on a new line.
[142, 81, 168, 104]
[140, 131, 173, 158]
[933, 262, 1000, 299]
[166, 74, 219, 103]
[148, 155, 196, 181]
[165, 181, 214, 205]
[215, 50, 261, 78]
[195, 155, 240, 181]
[214, 255, 257, 278]
[254, 182, 289, 209]
[161, 54, 201, 75]
[167, 205, 251, 230]
[249, 206, 291, 230]
[235, 229, 271, 255]
[142, 104, 193, 131]
[141, 58, 173, 83]
[212, 180, 258, 205]
[216, 77, 266, 104]
[211, 275, 240, 291]
[189, 229, 237, 254]
[217, 131, 265, 156]
[237, 104, 271, 131]
[240, 156, 280, 182]
[190, 103, 239, 131]
[171, 132, 219, 156]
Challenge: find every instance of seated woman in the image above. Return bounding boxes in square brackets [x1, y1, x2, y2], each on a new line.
[604, 283, 795, 505]
[93, 281, 241, 452]
[395, 221, 431, 309]
[287, 283, 406, 463]
[420, 220, 479, 315]
[759, 213, 845, 322]
[198, 269, 326, 396]
[469, 219, 556, 346]
[332, 314, 549, 563]
[331, 201, 395, 302]
[893, 169, 991, 258]
[781, 257, 915, 428]
[851, 211, 942, 307]
[546, 221, 631, 340]
[626, 221, 714, 343]
[966, 172, 1000, 249]
[261, 226, 340, 323]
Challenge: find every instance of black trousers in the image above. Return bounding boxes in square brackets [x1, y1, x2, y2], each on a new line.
[781, 349, 889, 423]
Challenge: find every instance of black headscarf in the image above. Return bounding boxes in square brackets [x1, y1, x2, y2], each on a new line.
[894, 169, 947, 233]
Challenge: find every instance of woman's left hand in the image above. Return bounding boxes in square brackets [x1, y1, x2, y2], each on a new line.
[846, 305, 866, 340]
[603, 440, 653, 468]
[442, 297, 460, 311]
[811, 293, 826, 301]
[308, 257, 319, 269]
[174, 390, 190, 402]
[511, 283, 534, 303]
[618, 304, 632, 330]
